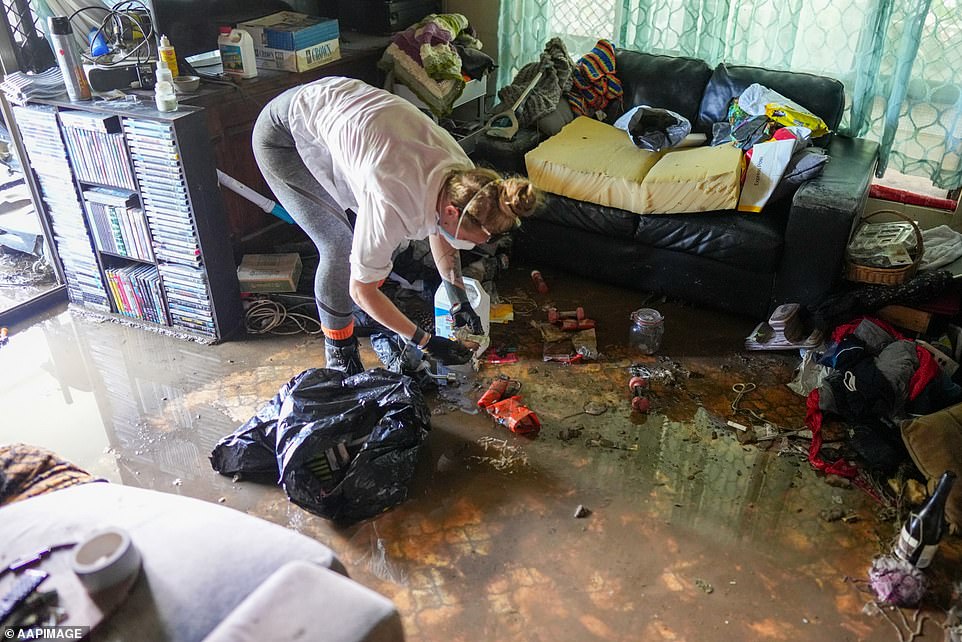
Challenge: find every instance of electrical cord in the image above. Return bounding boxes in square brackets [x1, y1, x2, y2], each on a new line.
[68, 0, 154, 67]
[244, 296, 323, 336]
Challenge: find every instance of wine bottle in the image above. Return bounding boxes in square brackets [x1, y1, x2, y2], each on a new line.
[895, 470, 956, 568]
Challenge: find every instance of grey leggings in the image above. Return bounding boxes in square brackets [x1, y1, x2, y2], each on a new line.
[251, 87, 355, 332]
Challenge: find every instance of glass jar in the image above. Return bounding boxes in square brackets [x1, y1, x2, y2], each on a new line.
[629, 308, 664, 355]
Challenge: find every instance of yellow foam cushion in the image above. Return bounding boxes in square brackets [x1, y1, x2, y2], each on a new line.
[526, 117, 744, 215]
[638, 144, 744, 214]
[524, 116, 663, 213]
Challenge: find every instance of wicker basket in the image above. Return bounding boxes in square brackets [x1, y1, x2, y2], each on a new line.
[844, 209, 924, 285]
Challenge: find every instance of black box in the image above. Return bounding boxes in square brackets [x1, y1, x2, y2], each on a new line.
[337, 0, 440, 34]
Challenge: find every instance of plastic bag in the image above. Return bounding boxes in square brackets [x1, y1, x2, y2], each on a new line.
[614, 105, 691, 152]
[210, 368, 431, 524]
[738, 83, 829, 137]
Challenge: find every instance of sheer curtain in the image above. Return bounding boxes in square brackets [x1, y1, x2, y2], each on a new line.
[498, 0, 962, 190]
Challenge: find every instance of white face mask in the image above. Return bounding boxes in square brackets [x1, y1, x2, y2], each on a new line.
[437, 214, 476, 250]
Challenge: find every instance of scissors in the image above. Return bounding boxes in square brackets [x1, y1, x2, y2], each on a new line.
[732, 382, 756, 397]
[731, 382, 765, 421]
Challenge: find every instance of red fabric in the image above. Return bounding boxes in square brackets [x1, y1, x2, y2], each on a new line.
[869, 184, 957, 211]
[805, 315, 941, 478]
[805, 389, 859, 478]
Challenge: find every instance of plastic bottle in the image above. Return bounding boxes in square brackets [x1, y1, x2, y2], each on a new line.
[217, 27, 258, 79]
[434, 277, 490, 340]
[154, 60, 177, 112]
[48, 16, 91, 101]
[895, 470, 956, 568]
[158, 34, 179, 78]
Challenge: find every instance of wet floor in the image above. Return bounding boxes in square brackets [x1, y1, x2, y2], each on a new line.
[3, 267, 960, 641]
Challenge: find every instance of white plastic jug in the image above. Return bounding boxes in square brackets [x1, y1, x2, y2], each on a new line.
[218, 27, 258, 79]
[434, 277, 490, 339]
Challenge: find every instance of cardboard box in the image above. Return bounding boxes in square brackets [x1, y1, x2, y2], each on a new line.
[251, 38, 340, 73]
[237, 253, 302, 293]
[238, 11, 338, 51]
[877, 304, 932, 334]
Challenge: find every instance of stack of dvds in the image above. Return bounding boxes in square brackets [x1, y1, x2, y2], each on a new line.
[104, 264, 167, 324]
[13, 105, 110, 311]
[83, 188, 152, 261]
[124, 118, 215, 338]
[59, 112, 136, 190]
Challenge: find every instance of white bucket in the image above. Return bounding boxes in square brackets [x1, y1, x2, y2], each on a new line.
[434, 277, 490, 339]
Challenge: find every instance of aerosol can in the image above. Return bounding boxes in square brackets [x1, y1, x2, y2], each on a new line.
[48, 16, 91, 101]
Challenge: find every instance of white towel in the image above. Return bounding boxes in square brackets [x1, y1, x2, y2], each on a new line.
[921, 224, 962, 270]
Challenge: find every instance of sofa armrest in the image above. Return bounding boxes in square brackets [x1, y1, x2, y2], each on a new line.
[203, 561, 404, 642]
[772, 136, 879, 308]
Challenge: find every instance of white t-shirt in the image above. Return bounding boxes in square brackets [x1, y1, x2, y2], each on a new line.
[288, 76, 472, 283]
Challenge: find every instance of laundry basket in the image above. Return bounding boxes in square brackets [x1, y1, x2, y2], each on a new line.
[845, 209, 924, 286]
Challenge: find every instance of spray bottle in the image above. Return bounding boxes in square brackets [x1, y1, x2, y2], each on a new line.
[48, 16, 91, 101]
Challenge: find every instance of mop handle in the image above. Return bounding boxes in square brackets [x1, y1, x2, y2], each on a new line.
[216, 169, 294, 224]
[507, 69, 544, 113]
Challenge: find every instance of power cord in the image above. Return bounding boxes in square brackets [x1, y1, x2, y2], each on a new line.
[68, 0, 154, 67]
[244, 296, 323, 336]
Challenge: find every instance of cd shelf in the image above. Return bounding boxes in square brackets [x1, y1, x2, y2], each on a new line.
[13, 100, 243, 343]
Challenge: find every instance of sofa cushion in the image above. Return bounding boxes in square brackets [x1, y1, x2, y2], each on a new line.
[638, 144, 743, 214]
[203, 561, 404, 642]
[530, 192, 639, 239]
[634, 210, 785, 272]
[525, 116, 664, 213]
[608, 51, 713, 126]
[0, 483, 344, 642]
[696, 63, 846, 139]
[901, 402, 962, 532]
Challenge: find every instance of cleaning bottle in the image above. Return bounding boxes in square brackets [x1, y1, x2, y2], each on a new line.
[894, 470, 956, 568]
[154, 59, 177, 112]
[434, 277, 490, 340]
[217, 27, 257, 79]
[158, 34, 178, 78]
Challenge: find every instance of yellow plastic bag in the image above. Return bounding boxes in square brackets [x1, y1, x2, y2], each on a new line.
[764, 104, 829, 138]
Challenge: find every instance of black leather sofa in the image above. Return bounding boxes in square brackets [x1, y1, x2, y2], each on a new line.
[508, 50, 879, 319]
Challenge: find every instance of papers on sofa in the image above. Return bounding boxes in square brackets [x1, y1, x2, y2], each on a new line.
[737, 135, 795, 212]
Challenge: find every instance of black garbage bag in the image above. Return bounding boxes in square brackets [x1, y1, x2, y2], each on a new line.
[615, 105, 691, 152]
[210, 367, 431, 524]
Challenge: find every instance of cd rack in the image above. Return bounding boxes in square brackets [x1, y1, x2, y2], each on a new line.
[13, 100, 243, 343]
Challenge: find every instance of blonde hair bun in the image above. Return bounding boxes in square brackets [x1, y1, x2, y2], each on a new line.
[498, 177, 543, 218]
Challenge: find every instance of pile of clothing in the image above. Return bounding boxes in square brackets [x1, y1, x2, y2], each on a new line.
[379, 13, 494, 117]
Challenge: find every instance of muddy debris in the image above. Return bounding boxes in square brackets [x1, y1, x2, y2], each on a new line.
[694, 578, 714, 594]
[557, 427, 583, 442]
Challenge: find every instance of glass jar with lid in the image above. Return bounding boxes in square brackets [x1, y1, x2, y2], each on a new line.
[629, 308, 664, 354]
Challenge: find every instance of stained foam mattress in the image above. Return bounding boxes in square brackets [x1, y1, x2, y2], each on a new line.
[525, 116, 743, 215]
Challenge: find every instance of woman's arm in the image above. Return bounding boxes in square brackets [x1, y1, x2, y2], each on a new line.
[349, 279, 422, 344]
[429, 232, 464, 289]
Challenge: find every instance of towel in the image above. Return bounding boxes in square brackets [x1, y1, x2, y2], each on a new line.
[921, 224, 962, 271]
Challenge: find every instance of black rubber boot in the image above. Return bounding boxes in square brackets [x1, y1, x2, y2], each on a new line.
[324, 338, 364, 376]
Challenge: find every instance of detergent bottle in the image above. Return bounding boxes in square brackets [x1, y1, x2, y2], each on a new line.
[434, 277, 490, 339]
[217, 27, 257, 79]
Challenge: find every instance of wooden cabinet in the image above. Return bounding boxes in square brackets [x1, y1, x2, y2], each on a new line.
[182, 45, 383, 243]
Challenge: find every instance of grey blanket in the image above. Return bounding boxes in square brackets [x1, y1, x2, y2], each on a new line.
[494, 38, 575, 127]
